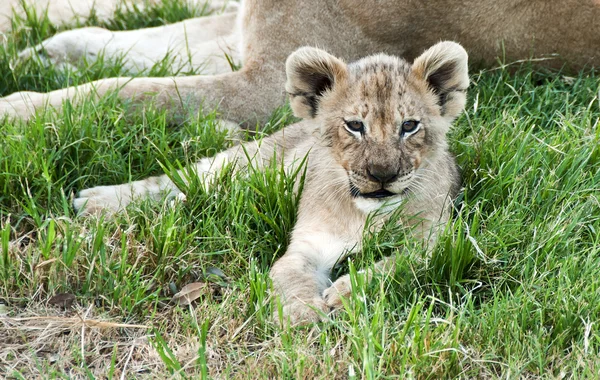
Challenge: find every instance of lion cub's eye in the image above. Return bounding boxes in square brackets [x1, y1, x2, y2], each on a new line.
[345, 120, 365, 134]
[401, 120, 420, 134]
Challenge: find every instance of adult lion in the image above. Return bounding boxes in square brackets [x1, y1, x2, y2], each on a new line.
[1, 0, 599, 127]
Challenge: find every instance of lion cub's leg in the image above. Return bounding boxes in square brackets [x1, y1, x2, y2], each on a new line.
[72, 126, 271, 215]
[73, 151, 231, 215]
[322, 215, 447, 310]
[322, 256, 395, 311]
[271, 208, 449, 322]
[270, 231, 357, 325]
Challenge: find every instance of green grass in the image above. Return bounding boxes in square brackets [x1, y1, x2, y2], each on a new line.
[2, 2, 600, 378]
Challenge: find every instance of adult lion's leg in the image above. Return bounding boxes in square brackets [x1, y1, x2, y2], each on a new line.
[1, 0, 124, 33]
[1, 0, 239, 33]
[16, 13, 240, 74]
[0, 62, 286, 126]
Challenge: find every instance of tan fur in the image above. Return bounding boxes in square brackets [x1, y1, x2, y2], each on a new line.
[1, 0, 599, 126]
[15, 13, 240, 75]
[0, 0, 235, 33]
[1, 0, 133, 32]
[73, 42, 467, 324]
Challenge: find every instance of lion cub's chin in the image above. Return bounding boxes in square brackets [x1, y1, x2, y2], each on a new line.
[353, 194, 405, 215]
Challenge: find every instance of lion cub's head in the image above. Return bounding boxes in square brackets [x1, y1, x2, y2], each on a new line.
[285, 41, 468, 210]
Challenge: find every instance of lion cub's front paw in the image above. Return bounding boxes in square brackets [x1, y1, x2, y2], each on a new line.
[73, 184, 133, 215]
[275, 297, 328, 326]
[323, 275, 352, 311]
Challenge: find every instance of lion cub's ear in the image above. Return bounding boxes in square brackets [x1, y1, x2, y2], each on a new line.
[412, 41, 469, 120]
[285, 47, 348, 119]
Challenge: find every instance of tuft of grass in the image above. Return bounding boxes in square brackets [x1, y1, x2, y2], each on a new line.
[2, 2, 600, 378]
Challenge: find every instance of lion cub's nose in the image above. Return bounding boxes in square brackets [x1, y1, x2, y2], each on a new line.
[366, 164, 398, 184]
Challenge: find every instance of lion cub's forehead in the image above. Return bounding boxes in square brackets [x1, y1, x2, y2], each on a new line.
[347, 54, 423, 121]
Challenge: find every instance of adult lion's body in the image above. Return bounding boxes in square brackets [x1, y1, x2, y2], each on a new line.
[1, 0, 599, 126]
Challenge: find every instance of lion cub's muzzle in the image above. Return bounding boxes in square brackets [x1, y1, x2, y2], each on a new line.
[359, 165, 399, 198]
[349, 165, 414, 200]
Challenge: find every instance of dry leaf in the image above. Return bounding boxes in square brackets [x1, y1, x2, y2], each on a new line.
[48, 293, 76, 309]
[172, 282, 207, 306]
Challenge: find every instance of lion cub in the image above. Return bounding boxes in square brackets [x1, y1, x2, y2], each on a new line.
[74, 41, 468, 324]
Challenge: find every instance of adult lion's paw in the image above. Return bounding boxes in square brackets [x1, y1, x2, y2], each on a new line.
[73, 184, 133, 216]
[323, 275, 352, 311]
[17, 28, 112, 70]
[275, 297, 328, 326]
